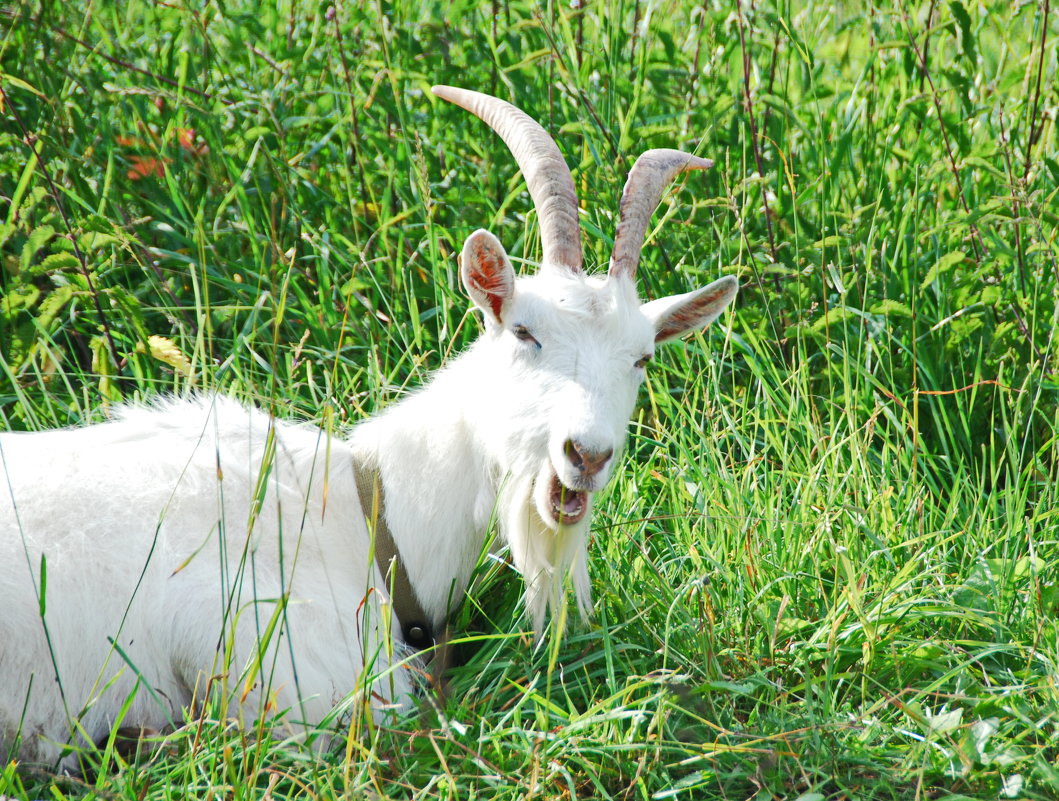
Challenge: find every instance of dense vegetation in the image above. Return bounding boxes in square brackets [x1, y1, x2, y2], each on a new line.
[1, 1, 1057, 798]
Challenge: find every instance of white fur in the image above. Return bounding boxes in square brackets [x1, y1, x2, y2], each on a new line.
[0, 397, 405, 767]
[0, 232, 736, 767]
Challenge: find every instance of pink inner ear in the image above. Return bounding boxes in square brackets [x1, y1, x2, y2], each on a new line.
[484, 287, 504, 322]
[655, 307, 699, 342]
[467, 237, 510, 321]
[656, 283, 730, 341]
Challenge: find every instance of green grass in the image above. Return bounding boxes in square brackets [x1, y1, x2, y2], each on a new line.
[2, 0, 1058, 798]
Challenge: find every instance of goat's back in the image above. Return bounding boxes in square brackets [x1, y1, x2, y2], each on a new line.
[0, 397, 407, 768]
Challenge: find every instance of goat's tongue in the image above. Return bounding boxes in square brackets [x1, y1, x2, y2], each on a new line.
[549, 474, 587, 524]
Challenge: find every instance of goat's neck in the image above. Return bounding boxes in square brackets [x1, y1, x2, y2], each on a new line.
[349, 344, 504, 628]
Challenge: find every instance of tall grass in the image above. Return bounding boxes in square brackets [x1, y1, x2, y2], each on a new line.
[2, 1, 1057, 798]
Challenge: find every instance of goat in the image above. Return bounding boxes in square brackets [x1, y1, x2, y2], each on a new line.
[0, 86, 737, 768]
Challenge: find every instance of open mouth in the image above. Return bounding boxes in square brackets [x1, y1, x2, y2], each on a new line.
[548, 472, 589, 525]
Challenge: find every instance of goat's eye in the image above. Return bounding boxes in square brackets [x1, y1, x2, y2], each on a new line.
[635, 354, 652, 369]
[512, 325, 541, 348]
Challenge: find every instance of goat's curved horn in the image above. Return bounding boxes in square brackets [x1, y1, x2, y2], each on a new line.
[609, 149, 713, 281]
[432, 85, 582, 274]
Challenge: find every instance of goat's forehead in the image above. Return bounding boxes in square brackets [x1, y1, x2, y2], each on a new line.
[514, 273, 646, 334]
[510, 277, 652, 349]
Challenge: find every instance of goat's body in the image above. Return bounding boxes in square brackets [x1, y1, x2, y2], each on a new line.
[0, 397, 411, 767]
[0, 86, 739, 768]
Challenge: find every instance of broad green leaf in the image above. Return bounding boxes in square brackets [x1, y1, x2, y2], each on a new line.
[1, 286, 41, 316]
[39, 252, 82, 272]
[807, 305, 858, 333]
[920, 250, 965, 290]
[35, 285, 76, 328]
[147, 335, 192, 376]
[870, 300, 913, 317]
[20, 224, 56, 273]
[78, 232, 120, 250]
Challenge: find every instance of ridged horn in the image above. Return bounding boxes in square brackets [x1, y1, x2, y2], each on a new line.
[609, 149, 713, 280]
[432, 85, 582, 274]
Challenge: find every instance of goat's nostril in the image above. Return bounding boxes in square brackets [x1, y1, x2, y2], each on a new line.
[564, 440, 612, 478]
[564, 439, 584, 469]
[583, 448, 613, 476]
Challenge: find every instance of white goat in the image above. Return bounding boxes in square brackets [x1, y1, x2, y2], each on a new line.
[0, 86, 737, 768]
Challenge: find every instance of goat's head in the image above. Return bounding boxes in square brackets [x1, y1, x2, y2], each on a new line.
[433, 86, 738, 626]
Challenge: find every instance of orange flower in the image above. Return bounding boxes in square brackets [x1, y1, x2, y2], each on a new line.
[127, 155, 168, 180]
[176, 127, 209, 155]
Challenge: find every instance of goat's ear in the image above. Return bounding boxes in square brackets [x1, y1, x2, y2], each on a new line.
[461, 229, 516, 326]
[641, 275, 738, 344]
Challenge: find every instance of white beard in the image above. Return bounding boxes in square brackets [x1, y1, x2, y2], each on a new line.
[501, 467, 594, 635]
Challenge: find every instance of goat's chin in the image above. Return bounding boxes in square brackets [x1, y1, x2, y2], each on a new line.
[503, 470, 593, 634]
[533, 464, 592, 529]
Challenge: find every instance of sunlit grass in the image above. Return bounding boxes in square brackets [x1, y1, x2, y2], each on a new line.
[2, 0, 1058, 798]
